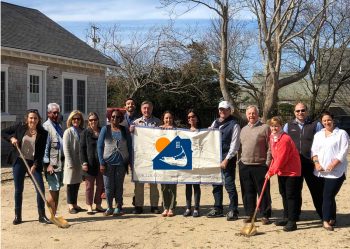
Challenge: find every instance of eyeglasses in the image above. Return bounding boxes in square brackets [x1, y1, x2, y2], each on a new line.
[188, 115, 196, 119]
[72, 117, 81, 121]
[89, 119, 97, 122]
[295, 109, 306, 113]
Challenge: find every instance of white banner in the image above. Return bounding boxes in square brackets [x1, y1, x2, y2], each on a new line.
[132, 126, 223, 184]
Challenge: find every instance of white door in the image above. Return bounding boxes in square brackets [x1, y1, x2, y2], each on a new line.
[27, 69, 44, 117]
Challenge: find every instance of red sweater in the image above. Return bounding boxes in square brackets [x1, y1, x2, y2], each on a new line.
[268, 132, 301, 177]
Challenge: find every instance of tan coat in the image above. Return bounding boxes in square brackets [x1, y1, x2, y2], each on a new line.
[63, 127, 83, 184]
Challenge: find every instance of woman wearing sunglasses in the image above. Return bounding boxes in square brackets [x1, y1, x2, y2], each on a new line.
[183, 109, 202, 217]
[80, 112, 105, 214]
[63, 110, 85, 214]
[97, 109, 131, 216]
[2, 109, 51, 225]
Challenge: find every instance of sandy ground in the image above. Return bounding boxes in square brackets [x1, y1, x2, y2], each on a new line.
[2, 157, 350, 249]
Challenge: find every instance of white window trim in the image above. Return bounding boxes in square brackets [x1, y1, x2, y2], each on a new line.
[62, 72, 87, 115]
[27, 64, 48, 119]
[1, 64, 9, 113]
[1, 64, 17, 121]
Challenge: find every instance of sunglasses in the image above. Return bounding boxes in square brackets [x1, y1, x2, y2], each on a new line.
[295, 109, 306, 113]
[111, 115, 123, 119]
[89, 118, 97, 122]
[51, 111, 59, 115]
[188, 115, 196, 119]
[72, 117, 81, 121]
[27, 109, 39, 114]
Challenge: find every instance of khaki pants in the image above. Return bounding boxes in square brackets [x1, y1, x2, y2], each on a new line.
[134, 182, 159, 207]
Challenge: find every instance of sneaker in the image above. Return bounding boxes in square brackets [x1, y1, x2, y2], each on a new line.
[183, 209, 192, 217]
[103, 208, 114, 216]
[151, 206, 160, 214]
[261, 217, 271, 225]
[192, 210, 200, 218]
[206, 208, 224, 218]
[283, 221, 297, 232]
[132, 206, 143, 214]
[226, 210, 238, 221]
[113, 208, 124, 216]
[274, 219, 288, 226]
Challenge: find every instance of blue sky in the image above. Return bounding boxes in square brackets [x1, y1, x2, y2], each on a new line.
[3, 0, 218, 21]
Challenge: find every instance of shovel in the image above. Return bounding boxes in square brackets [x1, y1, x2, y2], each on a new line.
[16, 144, 70, 228]
[240, 176, 269, 236]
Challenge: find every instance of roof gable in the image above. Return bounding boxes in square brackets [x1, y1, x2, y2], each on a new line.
[1, 2, 116, 67]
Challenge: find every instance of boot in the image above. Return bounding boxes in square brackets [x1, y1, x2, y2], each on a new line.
[38, 209, 52, 224]
[283, 221, 297, 232]
[13, 208, 22, 225]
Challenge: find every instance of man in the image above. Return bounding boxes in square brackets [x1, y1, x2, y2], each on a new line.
[43, 103, 64, 217]
[131, 101, 160, 214]
[283, 102, 324, 221]
[206, 101, 240, 221]
[239, 105, 272, 225]
[121, 97, 139, 127]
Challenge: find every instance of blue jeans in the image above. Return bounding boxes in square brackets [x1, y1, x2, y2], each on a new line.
[13, 158, 45, 211]
[212, 157, 238, 213]
[103, 164, 126, 209]
[322, 174, 345, 222]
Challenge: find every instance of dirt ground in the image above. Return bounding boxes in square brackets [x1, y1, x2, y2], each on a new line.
[2, 157, 350, 249]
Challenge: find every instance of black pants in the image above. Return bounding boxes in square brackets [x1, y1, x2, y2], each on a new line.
[212, 157, 238, 213]
[298, 155, 324, 219]
[239, 161, 271, 218]
[185, 184, 201, 209]
[278, 176, 302, 221]
[67, 183, 80, 205]
[322, 174, 345, 222]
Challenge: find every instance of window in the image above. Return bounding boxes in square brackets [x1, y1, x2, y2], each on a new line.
[62, 73, 87, 114]
[1, 65, 9, 113]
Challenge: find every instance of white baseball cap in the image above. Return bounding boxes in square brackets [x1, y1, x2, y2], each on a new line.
[218, 101, 232, 109]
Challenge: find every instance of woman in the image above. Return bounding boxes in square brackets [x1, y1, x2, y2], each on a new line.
[311, 111, 349, 231]
[63, 110, 85, 214]
[97, 109, 131, 216]
[160, 111, 177, 217]
[80, 112, 105, 214]
[183, 109, 201, 218]
[2, 109, 51, 224]
[266, 116, 301, 232]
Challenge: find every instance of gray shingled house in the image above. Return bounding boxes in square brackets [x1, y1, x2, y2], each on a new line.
[1, 2, 117, 163]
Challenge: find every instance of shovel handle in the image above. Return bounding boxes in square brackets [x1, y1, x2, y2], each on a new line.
[255, 177, 269, 212]
[15, 144, 47, 203]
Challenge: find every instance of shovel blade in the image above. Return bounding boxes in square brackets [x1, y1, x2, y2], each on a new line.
[240, 223, 257, 236]
[50, 215, 71, 228]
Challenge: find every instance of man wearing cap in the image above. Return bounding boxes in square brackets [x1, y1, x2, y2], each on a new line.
[206, 100, 241, 220]
[43, 103, 64, 217]
[239, 105, 272, 225]
[283, 102, 323, 222]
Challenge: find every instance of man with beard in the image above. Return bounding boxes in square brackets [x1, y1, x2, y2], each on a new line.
[121, 98, 139, 127]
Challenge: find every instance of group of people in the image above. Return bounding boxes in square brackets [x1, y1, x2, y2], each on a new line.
[2, 99, 349, 233]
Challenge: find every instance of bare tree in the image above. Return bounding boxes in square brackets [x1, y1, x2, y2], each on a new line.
[160, 0, 242, 117]
[288, 0, 350, 118]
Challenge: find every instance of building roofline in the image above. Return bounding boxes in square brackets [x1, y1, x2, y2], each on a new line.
[1, 46, 118, 70]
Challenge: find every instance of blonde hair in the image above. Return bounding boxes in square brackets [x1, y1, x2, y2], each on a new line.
[268, 116, 283, 127]
[66, 110, 84, 128]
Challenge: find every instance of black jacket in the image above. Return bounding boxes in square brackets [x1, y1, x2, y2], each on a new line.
[79, 127, 100, 176]
[2, 122, 48, 171]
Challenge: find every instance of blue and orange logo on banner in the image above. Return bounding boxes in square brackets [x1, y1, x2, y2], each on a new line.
[152, 136, 192, 170]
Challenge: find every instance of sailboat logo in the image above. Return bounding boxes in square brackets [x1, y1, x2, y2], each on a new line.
[153, 136, 192, 170]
